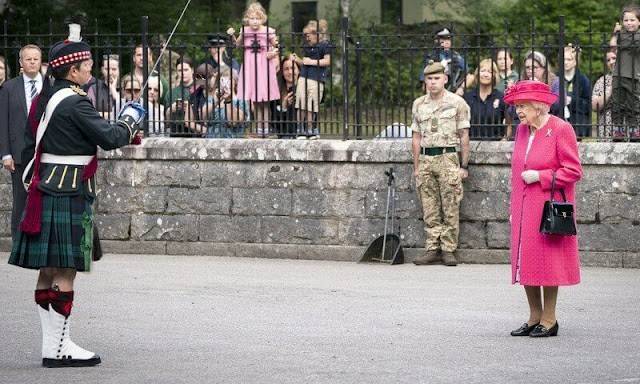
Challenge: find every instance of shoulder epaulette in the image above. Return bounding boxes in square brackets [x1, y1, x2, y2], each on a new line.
[70, 84, 87, 96]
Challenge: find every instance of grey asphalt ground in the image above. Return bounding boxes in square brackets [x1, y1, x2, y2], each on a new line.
[1, 253, 639, 384]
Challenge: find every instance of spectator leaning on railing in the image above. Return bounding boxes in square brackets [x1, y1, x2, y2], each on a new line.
[560, 45, 591, 138]
[610, 4, 640, 139]
[87, 54, 121, 121]
[122, 44, 169, 104]
[592, 51, 619, 137]
[270, 54, 300, 138]
[292, 19, 331, 140]
[495, 48, 519, 93]
[204, 33, 240, 76]
[146, 76, 165, 136]
[463, 58, 507, 140]
[227, 1, 280, 138]
[120, 76, 141, 103]
[202, 66, 250, 138]
[506, 51, 560, 139]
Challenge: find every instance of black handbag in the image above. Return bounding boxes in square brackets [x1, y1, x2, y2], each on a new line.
[539, 173, 577, 236]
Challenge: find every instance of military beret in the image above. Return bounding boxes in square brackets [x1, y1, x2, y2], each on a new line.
[423, 60, 446, 76]
[49, 24, 92, 69]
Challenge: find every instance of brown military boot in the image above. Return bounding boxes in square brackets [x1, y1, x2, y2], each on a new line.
[413, 250, 440, 265]
[442, 251, 458, 266]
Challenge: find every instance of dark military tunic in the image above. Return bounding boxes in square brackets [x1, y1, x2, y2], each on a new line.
[9, 79, 133, 271]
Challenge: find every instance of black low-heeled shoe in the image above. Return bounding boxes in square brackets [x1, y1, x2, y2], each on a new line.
[510, 322, 539, 336]
[529, 321, 559, 337]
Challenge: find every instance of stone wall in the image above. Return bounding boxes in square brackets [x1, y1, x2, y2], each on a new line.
[1, 139, 639, 267]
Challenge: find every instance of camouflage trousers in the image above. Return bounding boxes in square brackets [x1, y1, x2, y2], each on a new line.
[416, 152, 463, 252]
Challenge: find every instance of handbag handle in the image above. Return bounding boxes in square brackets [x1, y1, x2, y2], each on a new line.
[550, 172, 567, 202]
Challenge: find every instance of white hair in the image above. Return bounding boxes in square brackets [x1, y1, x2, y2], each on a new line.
[528, 101, 551, 114]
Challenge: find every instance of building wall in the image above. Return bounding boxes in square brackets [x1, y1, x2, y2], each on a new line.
[1, 139, 639, 267]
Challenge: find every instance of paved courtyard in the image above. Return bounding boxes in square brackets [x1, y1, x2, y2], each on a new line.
[1, 253, 639, 384]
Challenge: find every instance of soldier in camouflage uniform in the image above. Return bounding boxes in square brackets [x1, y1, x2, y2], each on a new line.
[411, 61, 470, 266]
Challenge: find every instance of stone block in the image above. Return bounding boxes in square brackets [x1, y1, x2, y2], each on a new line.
[96, 186, 139, 213]
[465, 165, 511, 192]
[365, 190, 421, 219]
[580, 252, 623, 268]
[265, 163, 313, 188]
[234, 243, 358, 261]
[470, 141, 513, 165]
[293, 189, 365, 217]
[0, 170, 11, 184]
[98, 160, 146, 186]
[400, 218, 425, 248]
[263, 216, 338, 245]
[579, 224, 640, 251]
[100, 240, 166, 254]
[338, 218, 386, 246]
[145, 161, 201, 187]
[166, 241, 236, 256]
[0, 211, 11, 237]
[95, 214, 130, 240]
[579, 142, 640, 165]
[623, 253, 640, 268]
[200, 162, 229, 187]
[141, 187, 169, 213]
[0, 237, 12, 252]
[456, 249, 510, 264]
[338, 217, 423, 248]
[598, 193, 640, 223]
[576, 192, 599, 223]
[226, 162, 268, 188]
[131, 214, 198, 241]
[578, 166, 640, 194]
[486, 221, 510, 249]
[232, 188, 291, 216]
[328, 164, 392, 191]
[199, 215, 261, 243]
[459, 221, 486, 249]
[166, 187, 232, 215]
[460, 191, 509, 221]
[0, 184, 12, 211]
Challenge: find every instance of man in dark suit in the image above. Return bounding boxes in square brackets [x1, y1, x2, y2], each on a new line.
[0, 44, 43, 241]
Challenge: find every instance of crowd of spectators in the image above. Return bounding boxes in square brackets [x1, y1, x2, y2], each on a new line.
[3, 3, 640, 141]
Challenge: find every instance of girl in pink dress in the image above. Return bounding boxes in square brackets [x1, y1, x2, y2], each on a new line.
[227, 2, 280, 137]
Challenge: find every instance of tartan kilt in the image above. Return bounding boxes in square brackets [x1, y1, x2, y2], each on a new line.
[8, 193, 98, 272]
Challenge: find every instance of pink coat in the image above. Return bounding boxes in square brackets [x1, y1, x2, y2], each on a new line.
[510, 115, 583, 286]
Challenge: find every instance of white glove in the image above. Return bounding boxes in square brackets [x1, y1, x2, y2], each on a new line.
[521, 170, 540, 184]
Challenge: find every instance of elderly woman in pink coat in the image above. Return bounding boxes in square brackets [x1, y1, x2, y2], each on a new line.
[504, 80, 583, 338]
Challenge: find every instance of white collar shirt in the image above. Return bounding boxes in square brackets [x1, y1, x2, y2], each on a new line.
[23, 73, 43, 114]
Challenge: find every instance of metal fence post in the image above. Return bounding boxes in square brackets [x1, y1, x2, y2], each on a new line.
[141, 15, 149, 135]
[355, 40, 362, 137]
[341, 16, 349, 140]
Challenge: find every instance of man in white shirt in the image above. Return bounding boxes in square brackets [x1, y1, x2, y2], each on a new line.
[0, 44, 43, 241]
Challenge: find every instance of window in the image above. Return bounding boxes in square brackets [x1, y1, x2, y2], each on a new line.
[292, 2, 318, 33]
[381, 0, 402, 24]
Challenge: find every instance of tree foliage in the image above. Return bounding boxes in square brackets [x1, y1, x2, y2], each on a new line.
[1, 0, 246, 34]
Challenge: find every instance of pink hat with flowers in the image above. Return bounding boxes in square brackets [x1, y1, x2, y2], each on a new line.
[503, 80, 558, 106]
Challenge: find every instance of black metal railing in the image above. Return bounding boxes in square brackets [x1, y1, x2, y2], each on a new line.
[1, 16, 636, 141]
